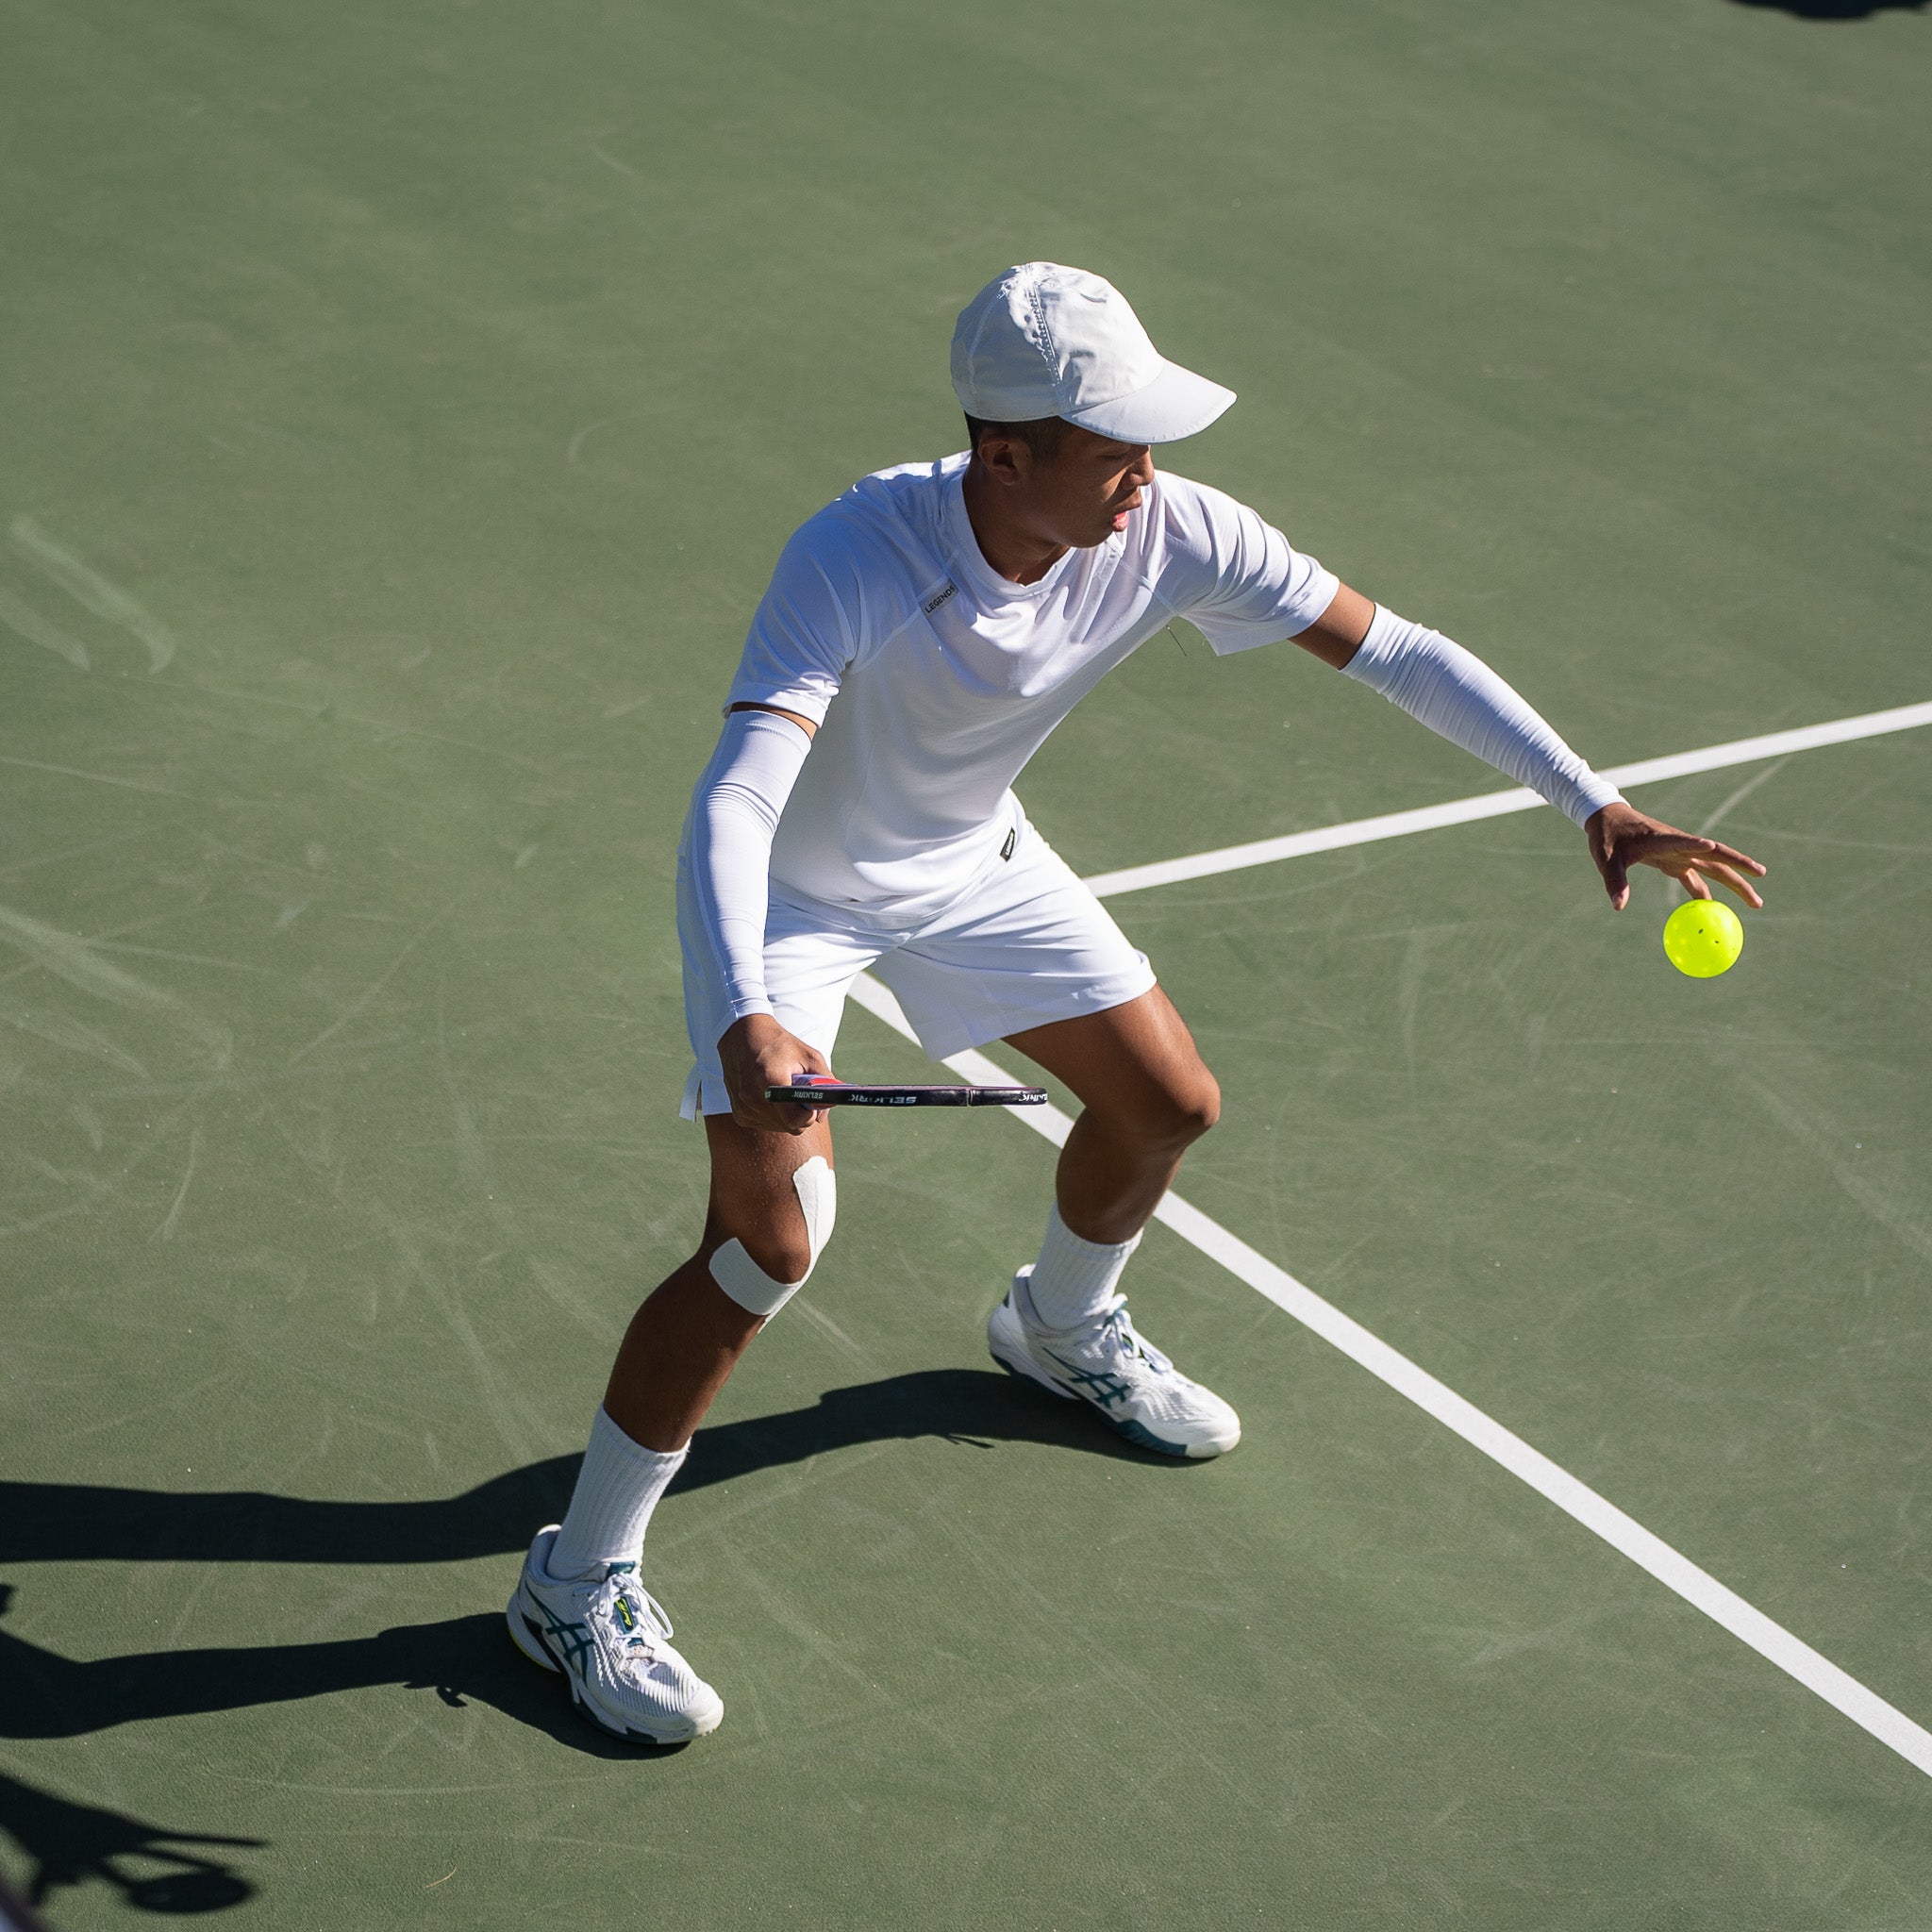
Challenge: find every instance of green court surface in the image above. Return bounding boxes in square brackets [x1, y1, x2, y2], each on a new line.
[4, 0, 1930, 1924]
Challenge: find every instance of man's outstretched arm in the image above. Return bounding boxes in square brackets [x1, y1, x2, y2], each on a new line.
[1293, 582, 1766, 912]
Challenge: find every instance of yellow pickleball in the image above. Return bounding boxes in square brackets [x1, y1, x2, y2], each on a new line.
[1662, 899, 1744, 978]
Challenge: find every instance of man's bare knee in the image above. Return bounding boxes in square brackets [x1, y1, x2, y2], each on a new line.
[1137, 1070, 1221, 1149]
[1181, 1071, 1222, 1139]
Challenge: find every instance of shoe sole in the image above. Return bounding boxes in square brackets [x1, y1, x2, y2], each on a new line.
[987, 1299, 1237, 1460]
[506, 1586, 722, 1745]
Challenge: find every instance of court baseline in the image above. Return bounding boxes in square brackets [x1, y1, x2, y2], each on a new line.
[841, 686, 1932, 1777]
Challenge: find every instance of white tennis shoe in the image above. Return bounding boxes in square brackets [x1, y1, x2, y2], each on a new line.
[508, 1526, 724, 1744]
[988, 1266, 1241, 1458]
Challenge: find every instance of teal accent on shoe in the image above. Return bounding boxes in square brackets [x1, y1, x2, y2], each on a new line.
[1107, 1415, 1189, 1457]
[992, 1342, 1188, 1457]
[1041, 1348, 1133, 1410]
[532, 1600, 596, 1674]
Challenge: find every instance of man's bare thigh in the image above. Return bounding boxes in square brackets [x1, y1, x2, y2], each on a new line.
[699, 1110, 833, 1261]
[1002, 985, 1218, 1124]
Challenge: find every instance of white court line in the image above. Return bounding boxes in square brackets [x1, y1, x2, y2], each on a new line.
[1082, 698, 1932, 897]
[843, 968, 1932, 1780]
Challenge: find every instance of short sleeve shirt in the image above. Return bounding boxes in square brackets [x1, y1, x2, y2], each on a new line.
[723, 453, 1337, 920]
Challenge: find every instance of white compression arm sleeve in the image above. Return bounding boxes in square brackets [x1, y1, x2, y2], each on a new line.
[686, 707, 813, 1023]
[1341, 607, 1623, 826]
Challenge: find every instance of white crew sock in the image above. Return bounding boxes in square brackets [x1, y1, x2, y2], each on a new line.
[1021, 1205, 1141, 1331]
[547, 1406, 687, 1578]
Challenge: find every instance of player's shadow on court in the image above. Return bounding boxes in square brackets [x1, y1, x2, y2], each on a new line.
[0, 1366, 1164, 1571]
[1728, 0, 1925, 17]
[0, 1582, 653, 1757]
[0, 1768, 261, 1917]
[1, 1368, 1179, 1757]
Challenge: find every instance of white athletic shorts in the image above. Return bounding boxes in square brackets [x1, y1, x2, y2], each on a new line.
[677, 808, 1155, 1119]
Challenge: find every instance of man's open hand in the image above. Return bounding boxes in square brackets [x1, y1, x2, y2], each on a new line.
[1586, 800, 1767, 912]
[718, 1013, 832, 1135]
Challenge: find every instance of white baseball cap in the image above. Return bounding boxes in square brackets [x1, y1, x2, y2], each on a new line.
[950, 261, 1236, 445]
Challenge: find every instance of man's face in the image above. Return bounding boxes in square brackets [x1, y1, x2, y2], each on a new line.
[995, 425, 1158, 550]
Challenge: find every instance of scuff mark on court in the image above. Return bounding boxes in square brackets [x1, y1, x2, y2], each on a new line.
[0, 901, 231, 1071]
[288, 918, 440, 1065]
[152, 1123, 203, 1242]
[10, 515, 176, 672]
[1740, 1075, 1932, 1266]
[0, 581, 90, 670]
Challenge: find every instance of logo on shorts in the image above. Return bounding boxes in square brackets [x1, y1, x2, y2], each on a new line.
[923, 581, 958, 615]
[1000, 826, 1017, 861]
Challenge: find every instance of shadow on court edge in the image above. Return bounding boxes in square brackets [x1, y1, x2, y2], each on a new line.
[1727, 0, 1927, 18]
[3, 1366, 1192, 1911]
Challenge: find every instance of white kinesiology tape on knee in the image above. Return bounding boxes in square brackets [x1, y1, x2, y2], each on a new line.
[708, 1157, 837, 1319]
[790, 1153, 836, 1262]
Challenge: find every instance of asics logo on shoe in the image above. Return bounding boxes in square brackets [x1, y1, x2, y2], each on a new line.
[1043, 1351, 1133, 1409]
[531, 1603, 596, 1674]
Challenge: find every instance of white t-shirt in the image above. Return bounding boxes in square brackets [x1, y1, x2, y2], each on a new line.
[724, 453, 1338, 921]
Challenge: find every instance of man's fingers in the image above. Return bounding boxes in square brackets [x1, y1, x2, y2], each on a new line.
[1626, 830, 1718, 858]
[793, 1046, 832, 1124]
[1628, 828, 1766, 878]
[788, 1041, 833, 1080]
[1593, 810, 1766, 914]
[752, 1040, 832, 1135]
[1705, 839, 1768, 876]
[753, 1089, 815, 1134]
[1690, 858, 1764, 908]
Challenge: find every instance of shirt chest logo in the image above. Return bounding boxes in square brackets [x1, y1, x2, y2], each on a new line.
[922, 581, 958, 615]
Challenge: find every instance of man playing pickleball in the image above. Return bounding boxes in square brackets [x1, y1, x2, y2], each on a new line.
[508, 262, 1767, 1743]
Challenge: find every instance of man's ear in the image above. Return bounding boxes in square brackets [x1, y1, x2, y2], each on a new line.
[974, 433, 1029, 486]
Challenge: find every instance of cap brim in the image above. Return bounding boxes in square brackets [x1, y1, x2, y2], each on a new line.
[1060, 358, 1236, 445]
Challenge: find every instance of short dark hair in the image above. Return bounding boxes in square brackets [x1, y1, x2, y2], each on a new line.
[963, 413, 1071, 462]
